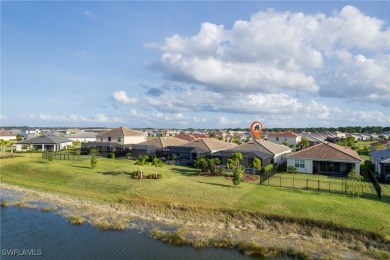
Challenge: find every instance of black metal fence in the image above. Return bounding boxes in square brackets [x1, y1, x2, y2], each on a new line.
[42, 152, 90, 161]
[367, 169, 382, 199]
[262, 175, 380, 199]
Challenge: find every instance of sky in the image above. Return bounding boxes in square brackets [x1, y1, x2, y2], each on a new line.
[1, 1, 389, 129]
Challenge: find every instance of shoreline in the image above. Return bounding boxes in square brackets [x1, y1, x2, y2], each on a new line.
[1, 182, 388, 259]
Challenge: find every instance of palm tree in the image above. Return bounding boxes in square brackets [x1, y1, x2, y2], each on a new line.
[134, 155, 149, 179]
[252, 157, 262, 178]
[230, 152, 243, 169]
[151, 157, 163, 178]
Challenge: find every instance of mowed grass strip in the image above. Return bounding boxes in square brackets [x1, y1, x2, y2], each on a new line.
[1, 154, 389, 237]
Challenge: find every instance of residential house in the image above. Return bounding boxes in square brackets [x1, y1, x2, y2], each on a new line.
[82, 126, 146, 155]
[369, 149, 390, 183]
[0, 131, 18, 141]
[166, 138, 237, 164]
[16, 135, 72, 152]
[65, 132, 97, 143]
[212, 139, 291, 168]
[287, 141, 361, 175]
[20, 129, 41, 139]
[132, 137, 188, 158]
[266, 131, 301, 149]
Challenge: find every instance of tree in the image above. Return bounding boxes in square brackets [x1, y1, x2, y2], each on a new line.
[282, 141, 290, 147]
[194, 157, 209, 173]
[47, 152, 54, 164]
[89, 148, 97, 155]
[301, 138, 310, 149]
[16, 134, 23, 141]
[75, 150, 81, 156]
[91, 156, 98, 169]
[346, 168, 364, 198]
[232, 166, 243, 187]
[230, 152, 243, 169]
[126, 152, 132, 159]
[134, 155, 149, 179]
[151, 157, 163, 178]
[226, 158, 234, 171]
[208, 158, 221, 175]
[252, 157, 262, 178]
[375, 142, 386, 151]
[363, 145, 370, 153]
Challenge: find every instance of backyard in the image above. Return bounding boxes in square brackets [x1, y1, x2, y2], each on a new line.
[1, 153, 389, 239]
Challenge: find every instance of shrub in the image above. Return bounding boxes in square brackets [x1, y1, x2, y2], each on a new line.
[91, 156, 98, 169]
[75, 149, 81, 155]
[47, 152, 54, 163]
[95, 221, 110, 230]
[69, 216, 84, 225]
[89, 148, 97, 155]
[232, 166, 243, 187]
[287, 166, 297, 173]
[107, 152, 115, 159]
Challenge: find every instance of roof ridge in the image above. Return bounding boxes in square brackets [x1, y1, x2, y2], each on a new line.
[201, 138, 212, 152]
[324, 141, 361, 161]
[255, 140, 273, 154]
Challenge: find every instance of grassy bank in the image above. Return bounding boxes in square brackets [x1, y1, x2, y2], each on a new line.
[1, 154, 389, 239]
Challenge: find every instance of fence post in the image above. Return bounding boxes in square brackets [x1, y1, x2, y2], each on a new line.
[318, 180, 320, 191]
[306, 179, 308, 190]
[293, 178, 295, 189]
[280, 176, 281, 187]
[329, 181, 331, 193]
[268, 172, 270, 186]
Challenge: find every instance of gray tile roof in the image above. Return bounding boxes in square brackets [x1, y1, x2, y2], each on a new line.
[17, 135, 72, 144]
[370, 149, 390, 163]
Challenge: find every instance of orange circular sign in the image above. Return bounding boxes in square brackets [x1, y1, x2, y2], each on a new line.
[250, 121, 263, 139]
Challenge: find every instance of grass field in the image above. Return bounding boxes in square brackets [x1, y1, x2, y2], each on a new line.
[1, 154, 389, 238]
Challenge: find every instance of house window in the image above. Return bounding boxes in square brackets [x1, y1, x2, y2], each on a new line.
[295, 159, 305, 168]
[285, 138, 287, 141]
[276, 137, 279, 141]
[108, 136, 111, 142]
[100, 137, 103, 142]
[118, 137, 121, 142]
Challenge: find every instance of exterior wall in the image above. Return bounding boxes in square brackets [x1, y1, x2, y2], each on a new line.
[274, 151, 291, 164]
[267, 136, 300, 148]
[0, 136, 17, 141]
[97, 135, 146, 145]
[287, 158, 313, 174]
[288, 158, 361, 175]
[123, 136, 146, 145]
[68, 137, 96, 143]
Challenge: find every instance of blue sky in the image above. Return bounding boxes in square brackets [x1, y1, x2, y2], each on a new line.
[1, 1, 389, 129]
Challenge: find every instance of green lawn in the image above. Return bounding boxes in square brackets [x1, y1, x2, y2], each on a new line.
[1, 154, 389, 238]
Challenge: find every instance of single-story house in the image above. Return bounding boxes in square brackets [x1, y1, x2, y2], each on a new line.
[132, 137, 188, 158]
[266, 131, 301, 149]
[369, 149, 390, 183]
[212, 139, 291, 168]
[0, 131, 17, 141]
[287, 141, 361, 175]
[16, 135, 73, 152]
[166, 138, 237, 164]
[65, 132, 97, 143]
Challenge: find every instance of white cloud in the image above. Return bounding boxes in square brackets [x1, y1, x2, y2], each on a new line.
[146, 5, 390, 106]
[218, 116, 240, 126]
[28, 113, 123, 123]
[112, 90, 137, 105]
[84, 11, 96, 18]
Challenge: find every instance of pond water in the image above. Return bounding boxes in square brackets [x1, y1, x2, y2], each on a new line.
[1, 205, 257, 260]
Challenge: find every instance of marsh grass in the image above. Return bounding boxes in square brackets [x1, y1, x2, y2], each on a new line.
[40, 206, 58, 213]
[69, 216, 84, 225]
